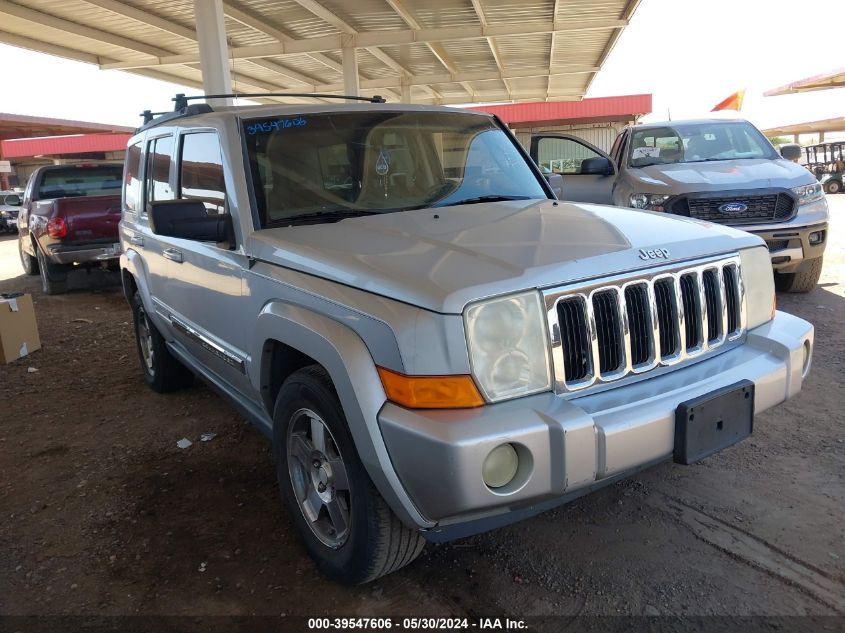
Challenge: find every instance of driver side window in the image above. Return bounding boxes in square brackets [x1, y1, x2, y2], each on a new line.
[536, 137, 602, 175]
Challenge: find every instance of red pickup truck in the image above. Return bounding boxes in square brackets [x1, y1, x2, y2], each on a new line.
[17, 164, 123, 294]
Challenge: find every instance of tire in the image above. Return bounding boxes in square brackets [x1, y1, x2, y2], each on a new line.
[274, 365, 425, 584]
[35, 245, 68, 295]
[824, 180, 841, 194]
[19, 238, 39, 276]
[131, 291, 194, 393]
[775, 256, 823, 293]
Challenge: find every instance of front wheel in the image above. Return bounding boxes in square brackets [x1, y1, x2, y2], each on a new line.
[35, 246, 68, 295]
[274, 365, 425, 584]
[775, 256, 823, 293]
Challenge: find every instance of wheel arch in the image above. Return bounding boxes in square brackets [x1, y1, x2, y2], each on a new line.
[253, 300, 432, 530]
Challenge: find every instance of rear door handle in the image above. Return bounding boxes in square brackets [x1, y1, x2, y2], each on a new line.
[129, 235, 144, 247]
[163, 248, 183, 263]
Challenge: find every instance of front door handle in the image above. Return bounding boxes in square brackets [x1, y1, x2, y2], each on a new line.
[129, 235, 144, 247]
[163, 248, 183, 263]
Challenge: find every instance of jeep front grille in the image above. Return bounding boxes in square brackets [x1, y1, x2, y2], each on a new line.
[545, 256, 745, 393]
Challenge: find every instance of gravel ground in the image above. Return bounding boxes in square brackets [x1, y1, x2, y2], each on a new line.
[0, 197, 843, 623]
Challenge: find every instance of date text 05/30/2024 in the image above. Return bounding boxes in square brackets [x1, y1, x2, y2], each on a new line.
[307, 617, 528, 630]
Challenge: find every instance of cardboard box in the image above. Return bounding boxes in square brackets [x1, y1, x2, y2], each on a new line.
[0, 294, 41, 363]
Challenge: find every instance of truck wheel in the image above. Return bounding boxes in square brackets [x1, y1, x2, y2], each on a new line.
[274, 365, 425, 584]
[131, 291, 194, 393]
[35, 246, 68, 295]
[775, 256, 823, 293]
[825, 180, 841, 194]
[19, 239, 39, 276]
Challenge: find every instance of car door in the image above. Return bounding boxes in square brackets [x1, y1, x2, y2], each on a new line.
[153, 128, 251, 393]
[529, 133, 616, 204]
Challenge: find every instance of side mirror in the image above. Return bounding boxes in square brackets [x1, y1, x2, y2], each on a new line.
[149, 199, 230, 242]
[580, 156, 614, 176]
[780, 144, 802, 161]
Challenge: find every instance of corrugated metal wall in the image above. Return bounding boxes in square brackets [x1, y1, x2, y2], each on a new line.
[512, 121, 632, 153]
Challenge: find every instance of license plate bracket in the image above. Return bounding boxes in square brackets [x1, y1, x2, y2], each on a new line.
[674, 380, 754, 465]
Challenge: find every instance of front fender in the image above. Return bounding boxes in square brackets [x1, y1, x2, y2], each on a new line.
[252, 301, 433, 530]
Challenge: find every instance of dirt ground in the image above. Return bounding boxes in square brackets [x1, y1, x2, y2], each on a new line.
[0, 198, 843, 625]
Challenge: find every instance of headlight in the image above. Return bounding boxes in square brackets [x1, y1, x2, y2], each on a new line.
[740, 246, 776, 329]
[464, 291, 551, 402]
[791, 183, 824, 206]
[630, 193, 670, 211]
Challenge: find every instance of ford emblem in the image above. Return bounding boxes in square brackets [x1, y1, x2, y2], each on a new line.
[718, 202, 748, 214]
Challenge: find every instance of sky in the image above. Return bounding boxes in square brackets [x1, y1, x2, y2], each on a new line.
[588, 0, 844, 134]
[0, 0, 843, 135]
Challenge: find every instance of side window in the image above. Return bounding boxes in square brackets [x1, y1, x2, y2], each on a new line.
[615, 131, 629, 169]
[179, 132, 226, 216]
[536, 137, 602, 175]
[145, 135, 174, 211]
[609, 133, 623, 164]
[123, 141, 143, 212]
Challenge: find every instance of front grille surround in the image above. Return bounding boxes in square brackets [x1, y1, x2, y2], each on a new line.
[667, 189, 797, 225]
[544, 255, 745, 394]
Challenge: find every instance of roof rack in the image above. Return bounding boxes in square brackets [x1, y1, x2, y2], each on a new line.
[172, 92, 386, 110]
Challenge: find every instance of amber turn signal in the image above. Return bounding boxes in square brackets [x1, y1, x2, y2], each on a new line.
[377, 367, 485, 409]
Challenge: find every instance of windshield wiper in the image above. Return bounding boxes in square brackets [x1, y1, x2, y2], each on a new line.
[279, 209, 380, 226]
[435, 194, 530, 208]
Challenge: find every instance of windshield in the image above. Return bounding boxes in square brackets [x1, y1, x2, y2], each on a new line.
[628, 122, 777, 167]
[242, 111, 548, 227]
[38, 166, 123, 199]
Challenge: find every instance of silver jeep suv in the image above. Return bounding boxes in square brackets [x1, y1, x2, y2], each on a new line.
[119, 100, 814, 584]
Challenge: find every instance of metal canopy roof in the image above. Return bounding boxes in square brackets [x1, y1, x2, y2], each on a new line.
[0, 0, 640, 106]
[764, 67, 845, 96]
[762, 117, 845, 137]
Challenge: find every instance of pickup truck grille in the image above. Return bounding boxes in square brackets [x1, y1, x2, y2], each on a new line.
[672, 192, 794, 224]
[545, 256, 745, 393]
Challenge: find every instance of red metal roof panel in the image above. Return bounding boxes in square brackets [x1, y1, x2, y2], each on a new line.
[469, 94, 652, 126]
[1, 133, 132, 159]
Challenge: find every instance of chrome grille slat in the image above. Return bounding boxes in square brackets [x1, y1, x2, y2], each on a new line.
[545, 255, 746, 394]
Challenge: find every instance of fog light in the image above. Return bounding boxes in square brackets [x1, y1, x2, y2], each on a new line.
[808, 230, 825, 245]
[482, 443, 518, 489]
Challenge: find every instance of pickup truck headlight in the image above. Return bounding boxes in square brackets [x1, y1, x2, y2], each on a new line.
[791, 183, 824, 206]
[630, 193, 670, 211]
[464, 291, 552, 402]
[740, 246, 776, 329]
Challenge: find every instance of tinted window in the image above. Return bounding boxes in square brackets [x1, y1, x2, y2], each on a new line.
[124, 142, 143, 212]
[145, 135, 174, 209]
[536, 137, 601, 174]
[38, 166, 122, 199]
[242, 111, 547, 227]
[179, 132, 226, 215]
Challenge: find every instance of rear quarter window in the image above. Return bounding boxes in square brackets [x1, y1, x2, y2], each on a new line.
[124, 142, 143, 212]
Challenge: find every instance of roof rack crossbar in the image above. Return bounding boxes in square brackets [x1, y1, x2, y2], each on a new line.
[140, 109, 169, 125]
[172, 92, 386, 110]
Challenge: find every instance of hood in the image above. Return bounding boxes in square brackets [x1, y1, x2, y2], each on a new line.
[248, 199, 763, 314]
[632, 158, 813, 192]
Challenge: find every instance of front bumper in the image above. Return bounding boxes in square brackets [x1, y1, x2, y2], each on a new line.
[47, 242, 121, 265]
[379, 311, 813, 537]
[734, 199, 828, 272]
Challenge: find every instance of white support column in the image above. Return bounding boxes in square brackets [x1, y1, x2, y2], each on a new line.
[341, 40, 359, 96]
[400, 77, 411, 103]
[193, 0, 233, 105]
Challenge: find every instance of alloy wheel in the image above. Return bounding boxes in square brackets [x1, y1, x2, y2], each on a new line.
[287, 408, 351, 549]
